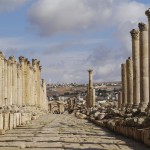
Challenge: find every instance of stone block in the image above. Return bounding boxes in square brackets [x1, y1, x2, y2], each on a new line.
[0, 113, 3, 129]
[0, 129, 5, 135]
[21, 113, 31, 124]
[9, 113, 14, 130]
[3, 113, 9, 130]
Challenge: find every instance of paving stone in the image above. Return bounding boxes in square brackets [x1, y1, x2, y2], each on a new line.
[0, 114, 149, 150]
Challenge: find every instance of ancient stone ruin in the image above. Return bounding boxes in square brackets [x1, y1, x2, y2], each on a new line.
[0, 52, 48, 134]
[75, 8, 150, 147]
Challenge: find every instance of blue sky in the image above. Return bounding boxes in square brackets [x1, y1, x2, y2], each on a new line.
[0, 0, 149, 83]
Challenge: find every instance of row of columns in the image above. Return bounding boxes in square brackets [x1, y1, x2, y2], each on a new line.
[119, 8, 150, 112]
[0, 52, 48, 111]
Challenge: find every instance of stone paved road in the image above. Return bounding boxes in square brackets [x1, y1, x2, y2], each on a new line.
[0, 113, 149, 150]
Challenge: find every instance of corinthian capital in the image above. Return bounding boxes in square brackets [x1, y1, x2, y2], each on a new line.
[145, 8, 150, 20]
[130, 29, 139, 40]
[138, 22, 147, 31]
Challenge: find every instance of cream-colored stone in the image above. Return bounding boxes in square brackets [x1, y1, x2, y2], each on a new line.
[138, 23, 149, 111]
[126, 57, 133, 108]
[9, 113, 14, 130]
[121, 63, 127, 110]
[0, 113, 3, 129]
[130, 29, 140, 108]
[3, 113, 9, 130]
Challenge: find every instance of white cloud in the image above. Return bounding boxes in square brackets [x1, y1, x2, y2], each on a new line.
[27, 0, 148, 83]
[28, 0, 147, 36]
[0, 0, 27, 12]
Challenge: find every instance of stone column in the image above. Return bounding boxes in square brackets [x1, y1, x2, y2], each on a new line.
[32, 59, 38, 106]
[19, 56, 26, 106]
[145, 9, 150, 110]
[7, 59, 13, 106]
[17, 63, 22, 106]
[37, 61, 41, 107]
[0, 52, 5, 107]
[130, 29, 140, 109]
[4, 59, 8, 106]
[9, 56, 17, 105]
[121, 63, 127, 110]
[126, 57, 133, 109]
[138, 22, 149, 111]
[118, 91, 122, 110]
[88, 69, 95, 107]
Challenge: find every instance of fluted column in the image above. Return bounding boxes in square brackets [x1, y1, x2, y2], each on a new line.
[130, 29, 140, 109]
[145, 9, 150, 110]
[138, 23, 149, 111]
[126, 57, 133, 109]
[121, 63, 127, 110]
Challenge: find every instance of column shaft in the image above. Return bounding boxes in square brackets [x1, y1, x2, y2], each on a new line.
[138, 23, 149, 111]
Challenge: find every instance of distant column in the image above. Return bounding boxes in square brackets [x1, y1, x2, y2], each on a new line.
[138, 22, 149, 111]
[126, 57, 133, 109]
[121, 63, 127, 110]
[130, 29, 140, 109]
[88, 69, 95, 107]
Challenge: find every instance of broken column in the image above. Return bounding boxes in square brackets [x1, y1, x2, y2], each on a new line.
[87, 69, 95, 107]
[138, 22, 149, 111]
[130, 29, 140, 109]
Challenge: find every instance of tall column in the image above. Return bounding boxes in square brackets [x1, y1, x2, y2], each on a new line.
[88, 69, 95, 107]
[130, 29, 140, 109]
[118, 91, 122, 110]
[126, 57, 133, 109]
[9, 56, 17, 105]
[37, 61, 41, 107]
[138, 22, 149, 111]
[4, 59, 8, 106]
[19, 56, 26, 106]
[145, 9, 150, 110]
[0, 52, 5, 107]
[121, 63, 127, 110]
[17, 63, 22, 106]
[7, 59, 13, 106]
